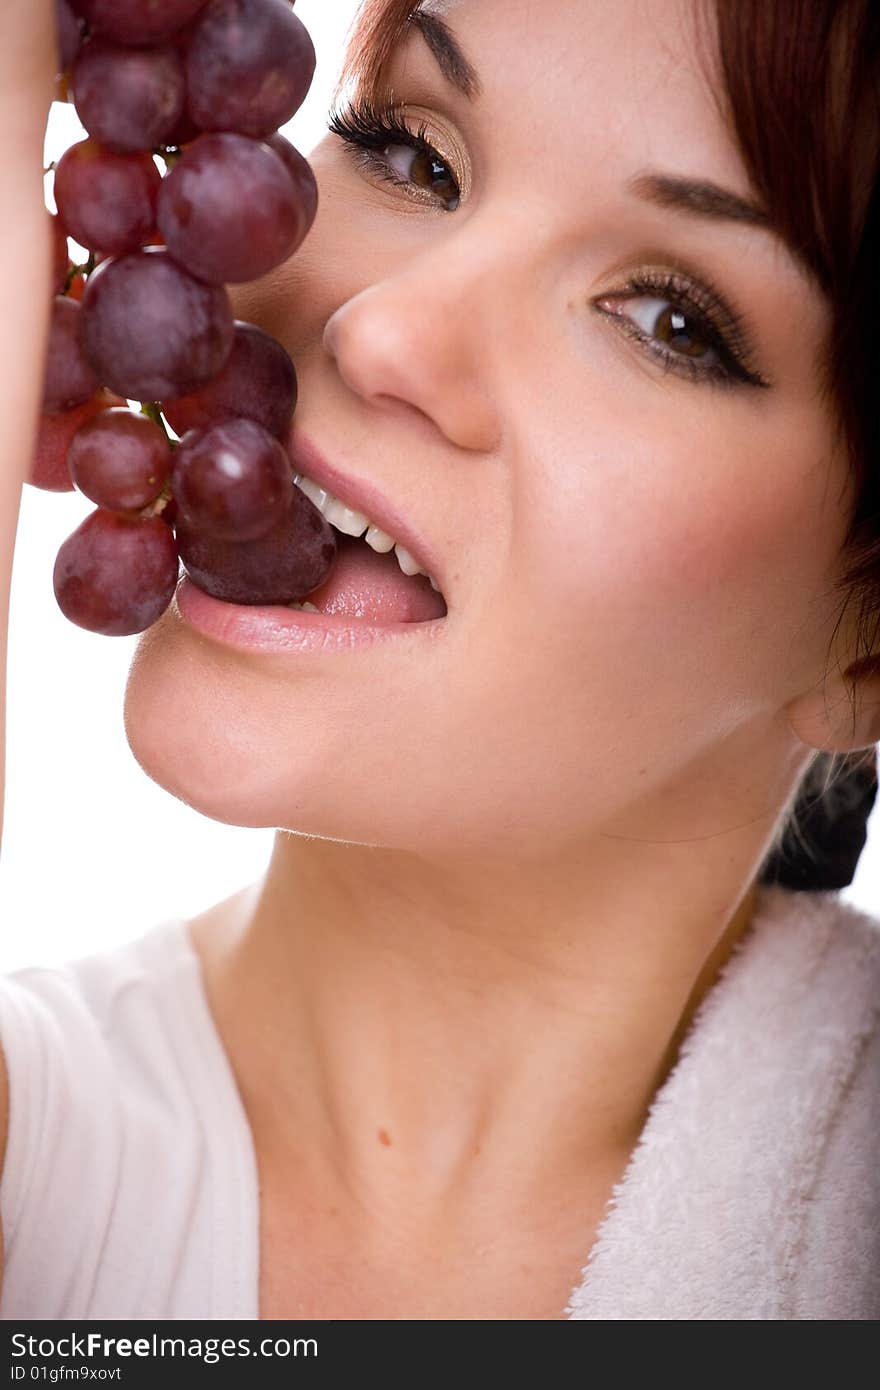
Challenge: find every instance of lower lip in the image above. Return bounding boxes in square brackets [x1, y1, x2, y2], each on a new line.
[173, 577, 449, 655]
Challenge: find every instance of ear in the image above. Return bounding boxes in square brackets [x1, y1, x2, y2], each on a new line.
[785, 655, 880, 754]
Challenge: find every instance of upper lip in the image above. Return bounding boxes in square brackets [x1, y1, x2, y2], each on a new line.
[286, 427, 448, 599]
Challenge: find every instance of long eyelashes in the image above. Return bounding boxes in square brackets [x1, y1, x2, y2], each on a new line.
[328, 94, 461, 211]
[595, 269, 771, 390]
[327, 97, 770, 391]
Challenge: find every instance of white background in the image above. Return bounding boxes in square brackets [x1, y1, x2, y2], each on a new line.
[1, 0, 878, 970]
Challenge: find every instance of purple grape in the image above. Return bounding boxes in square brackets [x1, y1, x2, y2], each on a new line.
[265, 133, 319, 231]
[73, 0, 206, 47]
[54, 139, 161, 255]
[157, 133, 312, 285]
[161, 321, 297, 439]
[30, 391, 125, 492]
[186, 0, 316, 138]
[50, 213, 70, 295]
[53, 508, 180, 636]
[55, 0, 83, 75]
[79, 249, 235, 400]
[72, 38, 185, 153]
[176, 489, 337, 604]
[68, 408, 172, 512]
[171, 418, 294, 542]
[162, 105, 202, 150]
[43, 297, 101, 413]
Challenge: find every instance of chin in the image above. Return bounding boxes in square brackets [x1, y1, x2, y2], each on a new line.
[121, 609, 423, 846]
[123, 619, 274, 828]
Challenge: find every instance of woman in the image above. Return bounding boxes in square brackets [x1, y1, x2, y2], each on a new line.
[1, 0, 879, 1319]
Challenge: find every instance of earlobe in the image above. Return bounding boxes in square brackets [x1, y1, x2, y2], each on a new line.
[785, 661, 880, 754]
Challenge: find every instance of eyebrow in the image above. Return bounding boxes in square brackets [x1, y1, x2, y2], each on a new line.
[406, 10, 804, 272]
[625, 172, 771, 231]
[406, 17, 766, 223]
[407, 10, 482, 101]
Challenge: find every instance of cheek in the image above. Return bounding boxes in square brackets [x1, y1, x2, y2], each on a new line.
[505, 406, 847, 741]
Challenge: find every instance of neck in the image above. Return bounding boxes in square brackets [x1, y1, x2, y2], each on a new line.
[191, 833, 760, 1233]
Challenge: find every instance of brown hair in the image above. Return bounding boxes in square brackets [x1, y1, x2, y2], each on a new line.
[333, 0, 880, 888]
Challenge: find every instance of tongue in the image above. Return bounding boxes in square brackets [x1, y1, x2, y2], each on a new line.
[303, 533, 447, 622]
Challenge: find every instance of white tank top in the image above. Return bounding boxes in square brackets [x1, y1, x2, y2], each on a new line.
[1, 884, 879, 1320]
[0, 917, 260, 1319]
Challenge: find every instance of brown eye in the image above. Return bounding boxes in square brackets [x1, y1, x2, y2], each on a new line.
[654, 305, 709, 358]
[384, 142, 461, 210]
[329, 99, 464, 212]
[615, 297, 712, 360]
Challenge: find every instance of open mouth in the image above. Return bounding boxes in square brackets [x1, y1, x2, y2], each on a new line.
[293, 476, 448, 624]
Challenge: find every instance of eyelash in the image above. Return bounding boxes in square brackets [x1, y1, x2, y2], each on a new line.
[327, 95, 771, 392]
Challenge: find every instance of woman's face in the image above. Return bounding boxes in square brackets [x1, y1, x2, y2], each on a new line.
[125, 0, 849, 861]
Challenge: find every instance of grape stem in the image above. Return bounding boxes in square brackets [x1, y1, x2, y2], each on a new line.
[140, 401, 168, 434]
[139, 402, 178, 450]
[154, 149, 184, 172]
[138, 404, 177, 519]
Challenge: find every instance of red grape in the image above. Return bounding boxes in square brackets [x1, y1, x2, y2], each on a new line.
[43, 296, 101, 413]
[72, 0, 207, 47]
[161, 320, 297, 439]
[54, 0, 83, 75]
[28, 390, 125, 492]
[41, 0, 326, 639]
[175, 489, 337, 605]
[78, 249, 235, 400]
[171, 417, 294, 541]
[159, 494, 179, 528]
[54, 139, 162, 256]
[265, 132, 319, 230]
[186, 0, 315, 138]
[162, 106, 202, 150]
[50, 213, 70, 295]
[53, 508, 180, 635]
[68, 408, 173, 512]
[72, 38, 186, 153]
[157, 132, 312, 284]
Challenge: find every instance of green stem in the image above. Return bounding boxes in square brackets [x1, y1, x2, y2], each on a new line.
[63, 251, 96, 296]
[139, 402, 178, 451]
[140, 401, 168, 435]
[153, 147, 183, 173]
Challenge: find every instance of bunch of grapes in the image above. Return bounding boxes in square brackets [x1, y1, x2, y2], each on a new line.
[35, 0, 338, 636]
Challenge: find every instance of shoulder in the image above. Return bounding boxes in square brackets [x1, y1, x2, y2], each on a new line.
[744, 887, 880, 1317]
[723, 884, 880, 1037]
[792, 1009, 880, 1318]
[567, 886, 880, 1319]
[0, 920, 198, 1217]
[0, 920, 258, 1319]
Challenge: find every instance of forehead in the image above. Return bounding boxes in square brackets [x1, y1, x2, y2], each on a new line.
[387, 0, 755, 214]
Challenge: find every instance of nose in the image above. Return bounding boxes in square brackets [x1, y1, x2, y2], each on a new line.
[322, 235, 503, 454]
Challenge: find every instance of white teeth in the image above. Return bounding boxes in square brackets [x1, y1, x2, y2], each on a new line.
[323, 497, 371, 537]
[365, 523, 395, 553]
[393, 543, 422, 577]
[292, 470, 443, 595]
[287, 601, 321, 612]
[295, 474, 332, 511]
